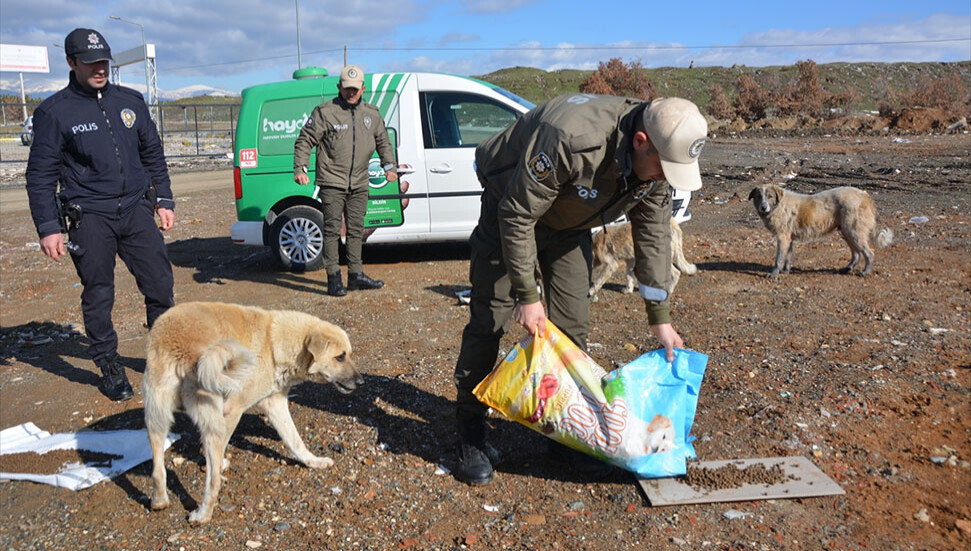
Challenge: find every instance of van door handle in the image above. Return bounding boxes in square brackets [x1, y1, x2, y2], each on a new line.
[429, 164, 453, 174]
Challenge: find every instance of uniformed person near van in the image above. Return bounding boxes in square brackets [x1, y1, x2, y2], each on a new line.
[453, 94, 708, 485]
[293, 65, 398, 296]
[26, 28, 176, 402]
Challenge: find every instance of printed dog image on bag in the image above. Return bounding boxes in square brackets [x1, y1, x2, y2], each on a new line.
[473, 321, 707, 478]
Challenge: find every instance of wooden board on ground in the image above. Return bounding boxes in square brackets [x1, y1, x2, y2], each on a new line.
[638, 456, 844, 506]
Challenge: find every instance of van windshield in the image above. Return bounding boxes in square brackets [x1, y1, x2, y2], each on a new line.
[492, 88, 535, 111]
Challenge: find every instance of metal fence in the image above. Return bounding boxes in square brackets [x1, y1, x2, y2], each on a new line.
[0, 102, 239, 163]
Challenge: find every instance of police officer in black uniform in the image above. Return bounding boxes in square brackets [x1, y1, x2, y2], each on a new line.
[26, 28, 176, 401]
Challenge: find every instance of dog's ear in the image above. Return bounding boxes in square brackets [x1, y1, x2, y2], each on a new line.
[748, 188, 759, 200]
[306, 333, 334, 367]
[306, 331, 350, 369]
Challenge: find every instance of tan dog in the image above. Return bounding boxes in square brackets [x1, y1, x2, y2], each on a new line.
[143, 302, 362, 524]
[589, 219, 697, 301]
[748, 184, 893, 278]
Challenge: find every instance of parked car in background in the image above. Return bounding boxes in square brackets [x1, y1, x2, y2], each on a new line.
[20, 116, 33, 146]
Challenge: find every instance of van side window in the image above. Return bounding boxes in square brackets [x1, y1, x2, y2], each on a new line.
[420, 92, 519, 149]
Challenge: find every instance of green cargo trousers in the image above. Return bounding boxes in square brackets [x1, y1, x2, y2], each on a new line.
[453, 215, 593, 420]
[319, 184, 369, 275]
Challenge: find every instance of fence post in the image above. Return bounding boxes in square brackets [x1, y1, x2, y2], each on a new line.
[158, 104, 166, 144]
[193, 105, 201, 156]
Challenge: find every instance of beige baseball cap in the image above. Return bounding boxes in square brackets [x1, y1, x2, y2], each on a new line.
[642, 97, 708, 192]
[339, 65, 365, 89]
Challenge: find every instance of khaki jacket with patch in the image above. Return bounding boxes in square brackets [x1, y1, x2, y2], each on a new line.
[474, 94, 675, 325]
[293, 97, 395, 190]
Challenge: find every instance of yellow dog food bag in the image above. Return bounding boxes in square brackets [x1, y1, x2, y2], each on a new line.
[473, 320, 707, 478]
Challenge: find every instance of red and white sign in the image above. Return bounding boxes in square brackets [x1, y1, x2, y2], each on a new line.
[238, 148, 257, 169]
[0, 44, 50, 73]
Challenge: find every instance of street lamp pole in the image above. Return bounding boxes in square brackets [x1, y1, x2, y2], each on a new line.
[109, 15, 150, 105]
[295, 0, 303, 69]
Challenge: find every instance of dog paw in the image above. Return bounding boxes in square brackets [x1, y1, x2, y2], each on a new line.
[682, 263, 698, 275]
[589, 293, 599, 303]
[150, 495, 170, 511]
[306, 456, 334, 469]
[188, 508, 213, 524]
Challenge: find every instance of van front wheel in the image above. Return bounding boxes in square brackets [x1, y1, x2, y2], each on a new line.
[269, 205, 325, 272]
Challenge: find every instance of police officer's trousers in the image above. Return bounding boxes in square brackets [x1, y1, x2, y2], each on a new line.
[69, 200, 174, 363]
[319, 185, 369, 275]
[453, 218, 592, 420]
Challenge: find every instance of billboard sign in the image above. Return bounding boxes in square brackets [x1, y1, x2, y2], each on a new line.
[0, 44, 50, 73]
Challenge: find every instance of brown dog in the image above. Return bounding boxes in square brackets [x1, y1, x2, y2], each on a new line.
[748, 184, 893, 278]
[589, 218, 697, 301]
[143, 302, 362, 524]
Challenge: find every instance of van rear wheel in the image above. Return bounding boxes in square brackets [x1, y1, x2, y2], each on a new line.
[270, 205, 325, 272]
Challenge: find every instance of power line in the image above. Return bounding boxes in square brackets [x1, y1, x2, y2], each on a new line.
[353, 38, 971, 51]
[166, 37, 970, 71]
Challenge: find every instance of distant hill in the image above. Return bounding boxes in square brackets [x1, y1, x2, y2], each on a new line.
[474, 61, 971, 114]
[0, 84, 239, 103]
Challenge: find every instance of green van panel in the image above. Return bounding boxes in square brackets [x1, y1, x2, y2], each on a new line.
[234, 73, 411, 228]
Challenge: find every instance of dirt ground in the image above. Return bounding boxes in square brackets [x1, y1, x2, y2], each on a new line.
[0, 133, 968, 550]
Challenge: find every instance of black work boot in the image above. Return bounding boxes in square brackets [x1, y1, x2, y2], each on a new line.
[96, 354, 134, 402]
[347, 272, 384, 291]
[455, 413, 494, 485]
[327, 271, 347, 297]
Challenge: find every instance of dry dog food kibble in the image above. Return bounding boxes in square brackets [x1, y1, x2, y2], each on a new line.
[0, 449, 122, 475]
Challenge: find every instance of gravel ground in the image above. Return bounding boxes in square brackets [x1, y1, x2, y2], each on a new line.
[0, 132, 968, 550]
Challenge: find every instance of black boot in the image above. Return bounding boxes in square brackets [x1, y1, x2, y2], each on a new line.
[455, 413, 493, 485]
[347, 272, 384, 291]
[327, 271, 347, 297]
[96, 354, 134, 402]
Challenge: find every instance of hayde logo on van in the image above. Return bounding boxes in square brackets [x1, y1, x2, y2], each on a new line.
[368, 159, 389, 188]
[262, 113, 310, 135]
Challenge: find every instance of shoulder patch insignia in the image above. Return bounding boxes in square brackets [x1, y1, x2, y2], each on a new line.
[120, 108, 136, 128]
[305, 116, 313, 127]
[363, 115, 372, 130]
[527, 152, 554, 182]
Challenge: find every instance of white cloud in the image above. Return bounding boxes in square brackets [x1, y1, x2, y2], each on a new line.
[460, 0, 541, 14]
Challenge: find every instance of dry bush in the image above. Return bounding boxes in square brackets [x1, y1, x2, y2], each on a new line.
[579, 71, 613, 95]
[772, 60, 824, 117]
[733, 74, 770, 122]
[899, 73, 970, 112]
[706, 85, 734, 120]
[579, 58, 656, 100]
[794, 60, 825, 117]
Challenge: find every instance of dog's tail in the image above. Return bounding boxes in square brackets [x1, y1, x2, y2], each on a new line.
[197, 339, 258, 397]
[875, 228, 894, 248]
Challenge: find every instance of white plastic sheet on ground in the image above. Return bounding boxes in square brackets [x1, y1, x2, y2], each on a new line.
[0, 422, 179, 490]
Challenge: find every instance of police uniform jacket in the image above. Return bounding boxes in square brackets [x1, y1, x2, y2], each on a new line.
[474, 94, 674, 325]
[26, 72, 174, 239]
[293, 96, 395, 190]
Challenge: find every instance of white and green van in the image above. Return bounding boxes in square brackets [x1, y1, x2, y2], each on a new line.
[230, 68, 534, 271]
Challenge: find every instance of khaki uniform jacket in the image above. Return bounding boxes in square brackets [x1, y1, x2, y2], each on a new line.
[293, 96, 395, 190]
[474, 93, 674, 325]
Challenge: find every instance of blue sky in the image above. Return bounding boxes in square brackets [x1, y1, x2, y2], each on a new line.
[1, 0, 969, 96]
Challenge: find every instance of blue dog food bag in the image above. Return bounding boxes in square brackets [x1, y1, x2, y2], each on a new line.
[474, 322, 707, 479]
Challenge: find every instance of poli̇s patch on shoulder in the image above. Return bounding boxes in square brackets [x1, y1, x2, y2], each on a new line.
[527, 152, 554, 182]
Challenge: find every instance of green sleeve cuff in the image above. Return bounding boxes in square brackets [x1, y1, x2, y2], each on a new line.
[645, 301, 671, 326]
[511, 274, 540, 304]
